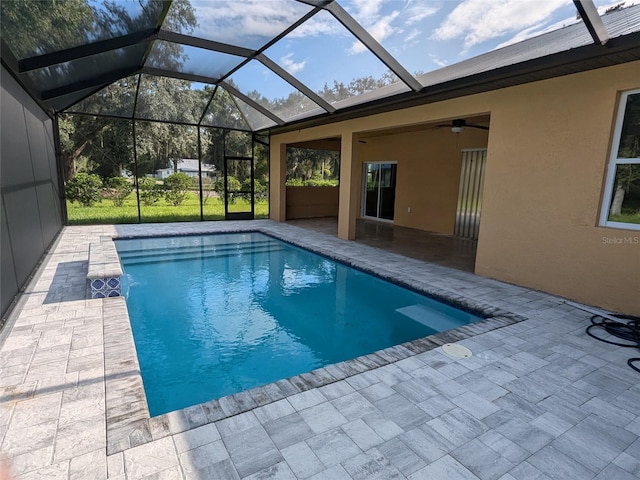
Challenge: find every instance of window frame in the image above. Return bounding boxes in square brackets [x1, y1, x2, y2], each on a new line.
[600, 88, 640, 231]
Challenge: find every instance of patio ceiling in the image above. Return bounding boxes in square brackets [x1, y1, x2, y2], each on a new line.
[1, 0, 640, 133]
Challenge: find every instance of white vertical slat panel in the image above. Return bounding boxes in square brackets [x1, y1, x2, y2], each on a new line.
[455, 149, 487, 240]
[474, 152, 487, 239]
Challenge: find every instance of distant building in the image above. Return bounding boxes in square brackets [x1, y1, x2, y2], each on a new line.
[156, 159, 216, 180]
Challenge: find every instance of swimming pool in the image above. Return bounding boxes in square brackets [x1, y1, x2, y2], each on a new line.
[116, 232, 482, 416]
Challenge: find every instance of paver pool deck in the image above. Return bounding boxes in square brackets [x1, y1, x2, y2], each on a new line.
[1, 220, 638, 480]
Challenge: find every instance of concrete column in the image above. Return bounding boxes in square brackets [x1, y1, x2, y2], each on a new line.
[337, 133, 359, 240]
[269, 142, 287, 222]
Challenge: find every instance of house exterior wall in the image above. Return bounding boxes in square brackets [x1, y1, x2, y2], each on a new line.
[477, 62, 640, 317]
[1, 65, 63, 317]
[286, 186, 339, 219]
[270, 60, 640, 315]
[359, 128, 488, 234]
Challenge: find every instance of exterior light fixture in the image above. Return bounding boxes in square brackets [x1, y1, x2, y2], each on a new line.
[451, 126, 464, 134]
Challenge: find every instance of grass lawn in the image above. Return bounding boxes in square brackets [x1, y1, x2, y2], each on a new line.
[608, 212, 640, 225]
[67, 192, 268, 224]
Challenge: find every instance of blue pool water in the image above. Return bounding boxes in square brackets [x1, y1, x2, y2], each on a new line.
[116, 233, 482, 416]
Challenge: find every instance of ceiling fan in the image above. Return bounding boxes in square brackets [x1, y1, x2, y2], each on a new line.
[439, 119, 489, 133]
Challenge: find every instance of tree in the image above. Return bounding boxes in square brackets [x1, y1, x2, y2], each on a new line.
[610, 165, 640, 216]
[58, 115, 112, 180]
[49, 0, 197, 180]
[103, 177, 133, 207]
[65, 173, 103, 207]
[163, 173, 192, 206]
[214, 176, 241, 204]
[286, 146, 339, 184]
[138, 177, 163, 206]
[610, 93, 640, 217]
[0, 0, 95, 59]
[201, 177, 217, 206]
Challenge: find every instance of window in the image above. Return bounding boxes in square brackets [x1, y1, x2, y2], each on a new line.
[601, 90, 640, 230]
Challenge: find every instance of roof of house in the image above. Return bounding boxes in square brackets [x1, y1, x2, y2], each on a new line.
[157, 160, 216, 172]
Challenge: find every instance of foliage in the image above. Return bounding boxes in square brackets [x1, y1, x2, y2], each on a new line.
[103, 177, 133, 207]
[0, 0, 95, 59]
[214, 176, 242, 204]
[286, 178, 339, 187]
[614, 165, 640, 196]
[201, 177, 217, 206]
[238, 179, 254, 202]
[317, 73, 398, 104]
[609, 213, 640, 224]
[286, 146, 339, 184]
[163, 173, 192, 206]
[138, 177, 164, 206]
[45, 0, 197, 181]
[65, 173, 103, 207]
[66, 193, 269, 224]
[254, 179, 268, 201]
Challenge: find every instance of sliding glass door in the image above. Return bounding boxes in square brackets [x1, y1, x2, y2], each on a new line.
[363, 162, 397, 221]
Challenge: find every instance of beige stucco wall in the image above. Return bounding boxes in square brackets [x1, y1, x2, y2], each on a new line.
[286, 186, 339, 219]
[476, 64, 640, 316]
[359, 128, 488, 234]
[270, 61, 640, 315]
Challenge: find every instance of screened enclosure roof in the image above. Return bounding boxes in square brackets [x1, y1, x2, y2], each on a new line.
[2, 0, 640, 133]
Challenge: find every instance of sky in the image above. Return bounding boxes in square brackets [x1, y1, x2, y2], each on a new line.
[167, 0, 633, 106]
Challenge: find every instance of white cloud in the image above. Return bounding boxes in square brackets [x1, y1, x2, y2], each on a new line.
[349, 0, 386, 24]
[494, 15, 577, 48]
[595, 1, 636, 14]
[192, 0, 313, 44]
[432, 0, 568, 48]
[429, 54, 449, 68]
[405, 28, 421, 43]
[292, 13, 342, 38]
[280, 53, 306, 75]
[404, 2, 441, 26]
[494, 0, 639, 49]
[349, 10, 400, 54]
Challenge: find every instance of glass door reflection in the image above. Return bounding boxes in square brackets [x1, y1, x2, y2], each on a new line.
[363, 162, 396, 221]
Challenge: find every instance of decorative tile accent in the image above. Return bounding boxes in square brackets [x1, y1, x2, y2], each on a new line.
[87, 238, 123, 299]
[89, 277, 121, 299]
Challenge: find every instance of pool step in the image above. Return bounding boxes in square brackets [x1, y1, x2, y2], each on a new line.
[395, 304, 466, 332]
[117, 239, 278, 259]
[120, 243, 286, 266]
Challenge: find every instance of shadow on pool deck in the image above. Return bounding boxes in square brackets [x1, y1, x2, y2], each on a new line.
[287, 217, 477, 273]
[43, 261, 89, 304]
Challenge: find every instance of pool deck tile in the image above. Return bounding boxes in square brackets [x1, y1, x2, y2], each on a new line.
[1, 220, 639, 479]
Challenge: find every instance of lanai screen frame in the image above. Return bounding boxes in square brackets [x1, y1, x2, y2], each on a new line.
[1, 0, 618, 127]
[1, 0, 639, 227]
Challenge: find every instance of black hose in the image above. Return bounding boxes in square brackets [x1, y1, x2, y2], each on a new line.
[586, 314, 640, 373]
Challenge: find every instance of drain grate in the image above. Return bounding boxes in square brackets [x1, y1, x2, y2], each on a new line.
[442, 343, 473, 358]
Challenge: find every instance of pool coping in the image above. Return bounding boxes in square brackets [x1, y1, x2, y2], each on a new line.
[101, 224, 527, 455]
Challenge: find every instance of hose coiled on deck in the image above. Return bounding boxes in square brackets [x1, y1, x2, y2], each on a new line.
[586, 314, 640, 373]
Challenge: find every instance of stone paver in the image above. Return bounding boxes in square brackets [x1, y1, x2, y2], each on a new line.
[0, 221, 638, 479]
